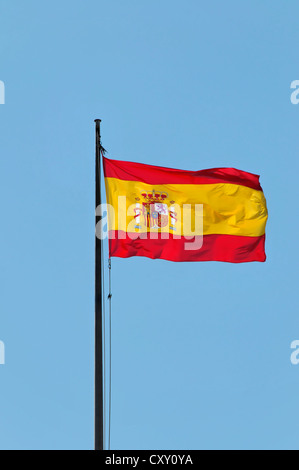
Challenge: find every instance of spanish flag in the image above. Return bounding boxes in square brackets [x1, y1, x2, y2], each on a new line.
[103, 158, 268, 263]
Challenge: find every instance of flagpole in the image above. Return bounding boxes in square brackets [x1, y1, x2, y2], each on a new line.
[95, 118, 104, 451]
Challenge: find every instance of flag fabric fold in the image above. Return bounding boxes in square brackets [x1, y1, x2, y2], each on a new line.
[103, 158, 268, 263]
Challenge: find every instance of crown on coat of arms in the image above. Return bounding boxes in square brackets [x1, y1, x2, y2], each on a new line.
[140, 190, 168, 203]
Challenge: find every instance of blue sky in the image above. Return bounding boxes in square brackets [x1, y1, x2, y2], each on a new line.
[0, 0, 299, 450]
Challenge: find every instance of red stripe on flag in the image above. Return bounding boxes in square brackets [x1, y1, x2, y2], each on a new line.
[108, 232, 266, 263]
[103, 157, 263, 191]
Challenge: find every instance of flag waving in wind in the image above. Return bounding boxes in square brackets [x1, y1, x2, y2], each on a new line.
[103, 158, 268, 263]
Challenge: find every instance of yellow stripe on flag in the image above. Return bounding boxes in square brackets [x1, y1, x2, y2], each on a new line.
[105, 177, 268, 238]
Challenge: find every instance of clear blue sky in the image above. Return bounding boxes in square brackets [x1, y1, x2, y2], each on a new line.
[0, 0, 298, 450]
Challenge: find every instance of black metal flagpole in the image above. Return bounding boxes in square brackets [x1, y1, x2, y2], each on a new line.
[95, 119, 104, 451]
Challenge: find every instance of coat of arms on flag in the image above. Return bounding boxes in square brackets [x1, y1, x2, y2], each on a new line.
[134, 190, 177, 231]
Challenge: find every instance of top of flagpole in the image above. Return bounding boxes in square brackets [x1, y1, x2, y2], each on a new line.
[95, 120, 107, 155]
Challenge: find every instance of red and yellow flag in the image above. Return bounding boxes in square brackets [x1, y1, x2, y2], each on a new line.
[103, 158, 268, 263]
